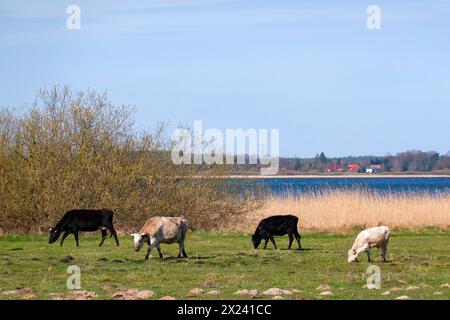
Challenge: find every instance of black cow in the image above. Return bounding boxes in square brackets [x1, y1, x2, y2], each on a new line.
[251, 215, 302, 250]
[48, 209, 119, 247]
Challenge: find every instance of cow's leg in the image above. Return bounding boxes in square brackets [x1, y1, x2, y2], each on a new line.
[145, 242, 157, 260]
[109, 227, 119, 246]
[288, 233, 294, 250]
[366, 250, 371, 262]
[263, 239, 269, 249]
[102, 213, 119, 246]
[74, 231, 80, 247]
[381, 240, 388, 262]
[156, 245, 163, 259]
[181, 229, 188, 258]
[293, 230, 302, 250]
[269, 236, 277, 249]
[99, 228, 107, 247]
[354, 244, 369, 262]
[177, 242, 188, 258]
[60, 231, 70, 247]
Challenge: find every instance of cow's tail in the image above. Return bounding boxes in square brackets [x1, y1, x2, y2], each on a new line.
[180, 217, 191, 241]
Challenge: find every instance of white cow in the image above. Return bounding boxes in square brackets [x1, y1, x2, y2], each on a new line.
[131, 216, 188, 260]
[348, 226, 391, 263]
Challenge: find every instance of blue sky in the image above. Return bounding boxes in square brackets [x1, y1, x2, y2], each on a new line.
[1, 0, 449, 157]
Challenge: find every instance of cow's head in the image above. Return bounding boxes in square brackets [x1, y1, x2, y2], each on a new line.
[48, 227, 61, 244]
[251, 233, 262, 249]
[347, 249, 358, 262]
[131, 233, 148, 251]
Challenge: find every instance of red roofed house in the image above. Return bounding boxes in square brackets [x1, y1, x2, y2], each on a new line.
[347, 164, 361, 172]
[326, 165, 344, 172]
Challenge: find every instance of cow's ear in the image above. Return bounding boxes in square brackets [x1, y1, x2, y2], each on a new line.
[130, 233, 137, 237]
[49, 227, 53, 231]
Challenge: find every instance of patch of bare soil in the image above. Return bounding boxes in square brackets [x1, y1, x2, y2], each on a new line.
[1, 287, 35, 299]
[111, 288, 154, 300]
[234, 289, 260, 298]
[262, 288, 292, 296]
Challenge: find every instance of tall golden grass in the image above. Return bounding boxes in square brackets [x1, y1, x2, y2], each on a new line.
[226, 189, 450, 232]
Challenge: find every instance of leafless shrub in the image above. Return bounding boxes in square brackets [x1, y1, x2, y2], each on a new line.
[0, 86, 263, 233]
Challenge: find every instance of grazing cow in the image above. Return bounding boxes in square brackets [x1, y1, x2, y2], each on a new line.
[252, 215, 302, 250]
[48, 209, 119, 247]
[348, 226, 391, 262]
[131, 216, 188, 260]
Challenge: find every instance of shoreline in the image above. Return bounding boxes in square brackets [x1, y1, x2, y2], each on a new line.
[226, 174, 450, 179]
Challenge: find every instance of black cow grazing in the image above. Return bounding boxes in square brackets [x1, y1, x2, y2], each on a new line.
[48, 209, 119, 247]
[252, 215, 302, 250]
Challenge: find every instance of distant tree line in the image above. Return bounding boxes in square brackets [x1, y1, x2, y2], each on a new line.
[231, 151, 450, 174]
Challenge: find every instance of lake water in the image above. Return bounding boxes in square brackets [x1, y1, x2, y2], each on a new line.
[237, 177, 450, 196]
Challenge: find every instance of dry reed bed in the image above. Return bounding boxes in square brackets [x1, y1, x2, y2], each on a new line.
[227, 189, 450, 233]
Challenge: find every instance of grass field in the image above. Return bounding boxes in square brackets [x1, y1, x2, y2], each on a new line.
[0, 229, 449, 300]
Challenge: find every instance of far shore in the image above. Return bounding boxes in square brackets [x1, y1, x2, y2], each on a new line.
[225, 174, 450, 179]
